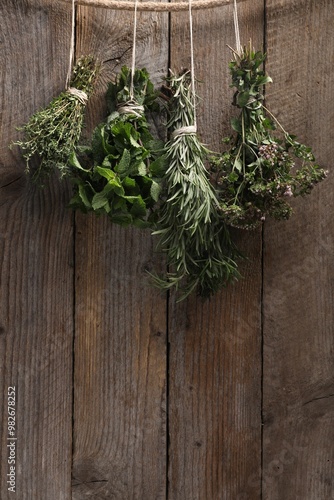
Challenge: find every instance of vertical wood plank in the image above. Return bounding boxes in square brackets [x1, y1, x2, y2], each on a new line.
[168, 2, 264, 498]
[263, 1, 334, 498]
[72, 4, 169, 498]
[0, 1, 74, 498]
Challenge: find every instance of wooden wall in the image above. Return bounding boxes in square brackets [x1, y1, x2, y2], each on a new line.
[0, 0, 333, 498]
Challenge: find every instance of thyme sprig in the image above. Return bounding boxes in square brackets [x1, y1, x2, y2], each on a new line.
[69, 66, 166, 228]
[152, 72, 240, 301]
[212, 43, 327, 229]
[13, 56, 100, 182]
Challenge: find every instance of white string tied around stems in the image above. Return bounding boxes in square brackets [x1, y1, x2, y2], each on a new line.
[116, 0, 145, 117]
[118, 103, 144, 117]
[189, 0, 197, 132]
[66, 0, 76, 88]
[233, 0, 242, 54]
[65, 0, 89, 102]
[171, 125, 197, 139]
[67, 87, 89, 104]
[172, 0, 197, 139]
[117, 0, 145, 118]
[130, 0, 138, 100]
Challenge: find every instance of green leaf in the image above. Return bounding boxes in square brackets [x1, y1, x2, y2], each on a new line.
[115, 148, 131, 176]
[95, 166, 125, 196]
[231, 117, 242, 133]
[106, 111, 119, 123]
[69, 151, 90, 172]
[95, 166, 117, 182]
[122, 176, 139, 195]
[92, 191, 109, 210]
[138, 162, 147, 176]
[258, 75, 272, 86]
[78, 184, 92, 208]
[113, 197, 127, 210]
[149, 155, 166, 177]
[130, 195, 147, 217]
[129, 134, 141, 148]
[262, 118, 275, 130]
[228, 171, 239, 182]
[233, 158, 242, 172]
[123, 195, 140, 203]
[150, 180, 161, 202]
[236, 91, 250, 108]
[111, 212, 133, 226]
[92, 125, 113, 161]
[102, 157, 112, 168]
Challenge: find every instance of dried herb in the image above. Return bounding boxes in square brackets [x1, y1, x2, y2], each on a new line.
[13, 56, 100, 183]
[68, 66, 166, 228]
[211, 43, 327, 229]
[152, 72, 240, 301]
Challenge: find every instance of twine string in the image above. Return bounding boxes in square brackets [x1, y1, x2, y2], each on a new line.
[67, 87, 89, 104]
[171, 125, 197, 139]
[189, 0, 197, 131]
[233, 0, 242, 54]
[171, 0, 197, 139]
[63, 0, 246, 12]
[118, 103, 144, 117]
[130, 0, 139, 100]
[66, 0, 76, 87]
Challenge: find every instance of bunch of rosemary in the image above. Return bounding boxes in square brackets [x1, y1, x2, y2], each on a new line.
[152, 72, 240, 301]
[14, 56, 100, 183]
[69, 66, 166, 228]
[212, 43, 327, 229]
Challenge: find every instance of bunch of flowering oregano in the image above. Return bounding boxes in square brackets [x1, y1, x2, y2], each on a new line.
[211, 43, 327, 229]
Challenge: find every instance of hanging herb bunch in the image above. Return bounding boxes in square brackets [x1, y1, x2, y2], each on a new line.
[211, 42, 327, 229]
[13, 56, 100, 183]
[68, 66, 166, 228]
[152, 71, 240, 301]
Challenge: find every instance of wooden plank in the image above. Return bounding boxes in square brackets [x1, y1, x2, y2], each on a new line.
[72, 4, 169, 498]
[168, 2, 264, 498]
[0, 1, 74, 498]
[263, 0, 334, 498]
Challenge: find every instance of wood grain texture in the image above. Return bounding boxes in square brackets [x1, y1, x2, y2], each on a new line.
[1, 1, 334, 499]
[168, 2, 264, 498]
[0, 1, 74, 498]
[263, 1, 334, 499]
[72, 4, 169, 498]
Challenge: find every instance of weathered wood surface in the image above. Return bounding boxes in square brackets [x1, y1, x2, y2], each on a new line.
[72, 3, 169, 499]
[0, 0, 333, 499]
[168, 1, 263, 499]
[0, 1, 74, 499]
[263, 0, 334, 499]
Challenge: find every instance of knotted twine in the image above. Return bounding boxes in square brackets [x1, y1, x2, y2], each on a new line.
[66, 0, 89, 102]
[117, 0, 145, 117]
[171, 0, 197, 139]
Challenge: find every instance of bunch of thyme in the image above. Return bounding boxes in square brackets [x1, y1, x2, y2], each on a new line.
[68, 66, 166, 228]
[211, 43, 327, 229]
[152, 72, 240, 301]
[13, 55, 100, 183]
